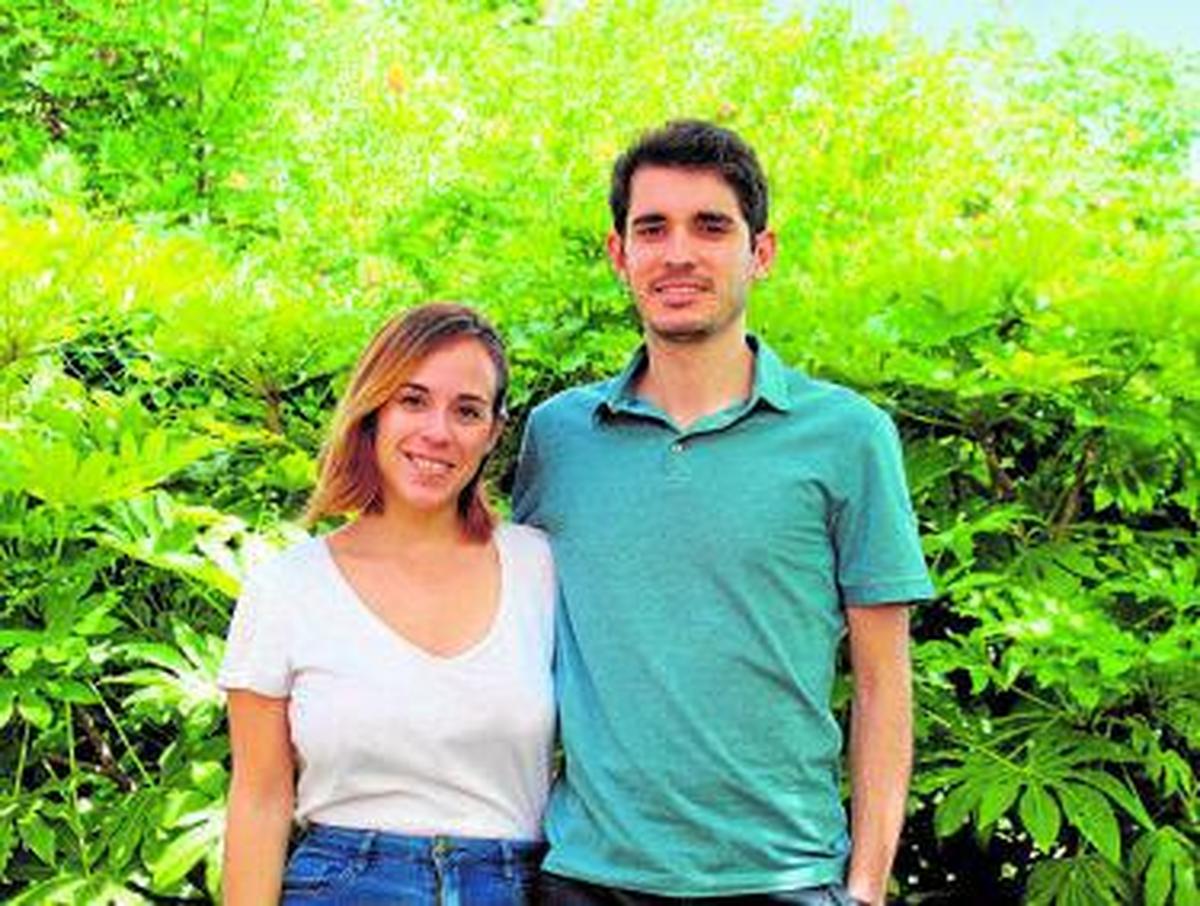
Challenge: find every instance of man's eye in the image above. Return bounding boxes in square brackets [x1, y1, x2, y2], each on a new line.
[634, 224, 664, 237]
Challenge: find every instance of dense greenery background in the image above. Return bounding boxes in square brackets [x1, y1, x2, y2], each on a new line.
[1, 1, 1196, 903]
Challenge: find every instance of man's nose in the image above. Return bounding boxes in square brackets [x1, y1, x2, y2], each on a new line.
[663, 228, 696, 266]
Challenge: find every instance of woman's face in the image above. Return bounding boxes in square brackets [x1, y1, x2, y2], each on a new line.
[372, 337, 501, 519]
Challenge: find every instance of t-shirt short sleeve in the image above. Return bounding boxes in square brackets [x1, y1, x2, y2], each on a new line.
[217, 569, 293, 698]
[832, 408, 935, 607]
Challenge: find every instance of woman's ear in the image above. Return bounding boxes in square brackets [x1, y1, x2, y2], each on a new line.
[486, 412, 507, 452]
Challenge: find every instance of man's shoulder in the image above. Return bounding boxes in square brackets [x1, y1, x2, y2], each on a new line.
[781, 368, 893, 436]
[527, 377, 616, 427]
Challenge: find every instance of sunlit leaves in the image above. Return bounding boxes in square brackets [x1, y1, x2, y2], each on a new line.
[114, 620, 225, 731]
[94, 490, 295, 598]
[145, 799, 223, 896]
[0, 0, 1196, 902]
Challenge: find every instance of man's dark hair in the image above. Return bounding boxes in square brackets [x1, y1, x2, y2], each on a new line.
[609, 119, 769, 238]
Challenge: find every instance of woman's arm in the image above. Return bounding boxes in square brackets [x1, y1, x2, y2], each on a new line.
[223, 690, 295, 906]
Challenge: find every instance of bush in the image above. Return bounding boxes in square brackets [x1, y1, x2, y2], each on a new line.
[1, 2, 1195, 902]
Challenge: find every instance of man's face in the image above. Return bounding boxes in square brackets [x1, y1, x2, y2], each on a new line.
[607, 165, 776, 344]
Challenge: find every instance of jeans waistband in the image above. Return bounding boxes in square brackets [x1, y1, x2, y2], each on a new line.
[301, 823, 546, 866]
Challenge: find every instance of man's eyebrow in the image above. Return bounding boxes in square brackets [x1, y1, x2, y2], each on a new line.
[630, 213, 667, 227]
[695, 211, 735, 226]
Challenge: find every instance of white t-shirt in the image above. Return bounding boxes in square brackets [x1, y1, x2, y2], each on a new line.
[218, 523, 556, 840]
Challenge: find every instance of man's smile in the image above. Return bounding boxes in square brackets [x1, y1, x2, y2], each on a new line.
[651, 278, 713, 303]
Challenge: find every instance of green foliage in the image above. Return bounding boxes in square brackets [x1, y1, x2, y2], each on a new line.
[1, 0, 1196, 902]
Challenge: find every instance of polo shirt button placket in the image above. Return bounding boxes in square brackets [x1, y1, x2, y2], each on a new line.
[664, 438, 691, 484]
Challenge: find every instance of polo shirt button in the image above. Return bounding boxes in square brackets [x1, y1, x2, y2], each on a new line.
[670, 442, 684, 453]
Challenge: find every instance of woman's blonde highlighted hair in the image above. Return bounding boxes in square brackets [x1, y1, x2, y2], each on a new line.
[304, 302, 508, 540]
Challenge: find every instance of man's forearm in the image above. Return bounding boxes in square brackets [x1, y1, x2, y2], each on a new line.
[844, 662, 913, 906]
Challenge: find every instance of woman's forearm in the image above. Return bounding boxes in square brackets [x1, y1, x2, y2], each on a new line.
[222, 778, 294, 905]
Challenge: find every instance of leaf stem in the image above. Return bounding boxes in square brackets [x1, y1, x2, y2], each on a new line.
[917, 686, 1026, 773]
[88, 680, 153, 785]
[64, 701, 92, 875]
[12, 720, 30, 797]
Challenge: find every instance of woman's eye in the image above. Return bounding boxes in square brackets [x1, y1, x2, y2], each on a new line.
[456, 405, 486, 422]
[396, 393, 425, 409]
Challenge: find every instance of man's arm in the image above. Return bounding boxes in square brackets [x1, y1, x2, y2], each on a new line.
[844, 603, 913, 906]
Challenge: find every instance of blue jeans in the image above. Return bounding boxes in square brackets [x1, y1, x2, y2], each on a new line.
[281, 823, 546, 905]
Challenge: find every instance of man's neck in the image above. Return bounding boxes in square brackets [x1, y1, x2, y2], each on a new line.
[635, 329, 755, 430]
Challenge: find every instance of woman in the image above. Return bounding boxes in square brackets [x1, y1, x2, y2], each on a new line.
[220, 303, 555, 905]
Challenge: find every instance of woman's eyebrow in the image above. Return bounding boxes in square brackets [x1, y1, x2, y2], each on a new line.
[455, 392, 491, 404]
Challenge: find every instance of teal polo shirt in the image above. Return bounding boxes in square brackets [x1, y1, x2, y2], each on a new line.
[512, 336, 933, 896]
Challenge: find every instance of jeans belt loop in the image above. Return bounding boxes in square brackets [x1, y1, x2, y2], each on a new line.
[356, 829, 376, 866]
[500, 839, 515, 880]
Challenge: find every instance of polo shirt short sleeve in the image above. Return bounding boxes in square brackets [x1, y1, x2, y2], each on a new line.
[513, 336, 933, 896]
[830, 405, 938, 607]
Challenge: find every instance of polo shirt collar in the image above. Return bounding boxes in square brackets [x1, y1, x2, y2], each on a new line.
[597, 334, 794, 418]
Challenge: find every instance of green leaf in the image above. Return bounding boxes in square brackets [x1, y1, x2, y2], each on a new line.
[118, 642, 191, 673]
[1027, 855, 1130, 906]
[148, 814, 222, 890]
[0, 685, 14, 728]
[6, 874, 149, 906]
[44, 679, 100, 704]
[102, 789, 158, 874]
[1075, 769, 1155, 831]
[0, 819, 14, 877]
[1147, 842, 1173, 906]
[16, 813, 56, 865]
[1134, 828, 1200, 906]
[1019, 783, 1062, 852]
[189, 760, 227, 797]
[1060, 782, 1121, 863]
[17, 693, 54, 730]
[977, 775, 1022, 828]
[934, 779, 983, 837]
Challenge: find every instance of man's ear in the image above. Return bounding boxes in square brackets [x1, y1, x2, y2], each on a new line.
[606, 230, 628, 281]
[750, 229, 778, 279]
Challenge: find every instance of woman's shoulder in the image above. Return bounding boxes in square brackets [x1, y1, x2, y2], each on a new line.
[495, 523, 555, 633]
[495, 523, 555, 596]
[495, 521, 552, 562]
[240, 535, 328, 595]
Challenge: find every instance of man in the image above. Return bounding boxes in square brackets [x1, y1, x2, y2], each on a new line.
[513, 120, 933, 905]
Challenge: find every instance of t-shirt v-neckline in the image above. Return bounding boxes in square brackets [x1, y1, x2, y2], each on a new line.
[318, 527, 508, 664]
